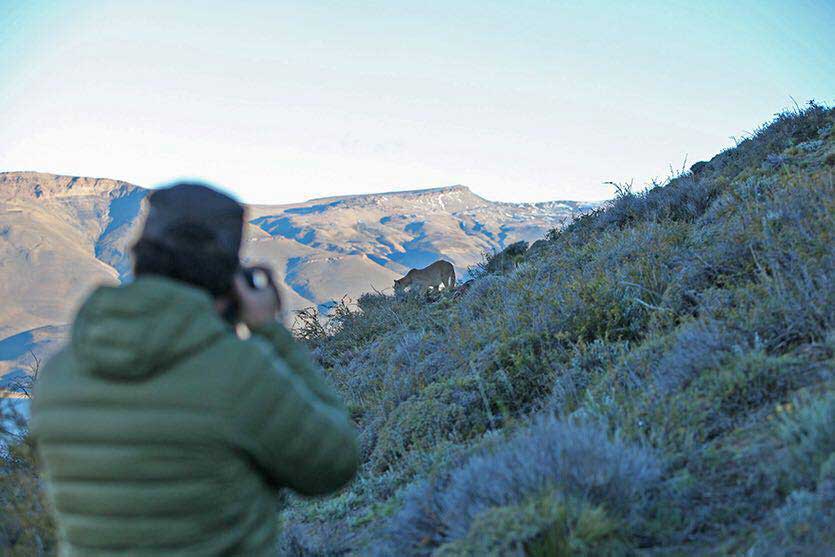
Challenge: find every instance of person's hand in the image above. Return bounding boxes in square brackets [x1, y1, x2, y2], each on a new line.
[233, 267, 281, 329]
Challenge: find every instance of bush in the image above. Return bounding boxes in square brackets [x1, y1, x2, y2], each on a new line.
[639, 350, 807, 452]
[548, 340, 630, 413]
[750, 486, 835, 556]
[435, 494, 627, 557]
[440, 416, 662, 539]
[651, 319, 742, 393]
[776, 391, 835, 491]
[457, 274, 510, 322]
[375, 416, 664, 555]
[0, 438, 55, 556]
[371, 377, 496, 471]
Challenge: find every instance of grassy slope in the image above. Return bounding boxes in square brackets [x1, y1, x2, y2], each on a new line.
[280, 104, 835, 556]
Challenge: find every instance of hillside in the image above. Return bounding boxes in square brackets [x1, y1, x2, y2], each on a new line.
[270, 103, 835, 555]
[0, 175, 594, 389]
[2, 104, 832, 555]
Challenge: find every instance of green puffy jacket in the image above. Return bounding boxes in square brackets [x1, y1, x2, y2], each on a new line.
[30, 276, 359, 556]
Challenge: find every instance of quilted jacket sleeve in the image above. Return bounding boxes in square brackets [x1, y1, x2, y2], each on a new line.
[233, 321, 359, 496]
[250, 321, 344, 408]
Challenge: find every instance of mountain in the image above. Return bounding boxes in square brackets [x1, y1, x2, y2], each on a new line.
[4, 104, 834, 555]
[247, 184, 595, 290]
[0, 171, 597, 387]
[0, 173, 144, 339]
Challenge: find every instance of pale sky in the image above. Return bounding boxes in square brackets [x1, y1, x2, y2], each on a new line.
[1, 0, 833, 204]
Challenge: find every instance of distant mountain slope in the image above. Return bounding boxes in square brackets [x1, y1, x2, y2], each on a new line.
[248, 184, 594, 273]
[0, 172, 143, 339]
[0, 325, 68, 391]
[0, 172, 597, 386]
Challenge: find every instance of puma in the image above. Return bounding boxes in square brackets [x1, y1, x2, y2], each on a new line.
[394, 260, 455, 295]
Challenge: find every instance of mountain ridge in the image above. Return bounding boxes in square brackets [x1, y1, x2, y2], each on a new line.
[0, 171, 139, 201]
[0, 171, 598, 386]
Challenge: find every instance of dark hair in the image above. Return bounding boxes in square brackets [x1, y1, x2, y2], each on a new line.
[132, 229, 239, 298]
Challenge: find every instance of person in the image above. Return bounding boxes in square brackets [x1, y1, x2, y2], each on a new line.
[30, 182, 359, 556]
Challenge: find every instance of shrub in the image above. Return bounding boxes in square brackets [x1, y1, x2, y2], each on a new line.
[375, 416, 664, 555]
[484, 241, 530, 275]
[440, 416, 662, 539]
[548, 340, 630, 414]
[457, 275, 509, 322]
[435, 494, 627, 557]
[370, 477, 449, 556]
[640, 350, 806, 451]
[749, 486, 835, 556]
[651, 319, 742, 393]
[776, 391, 835, 491]
[371, 376, 496, 471]
[0, 439, 55, 556]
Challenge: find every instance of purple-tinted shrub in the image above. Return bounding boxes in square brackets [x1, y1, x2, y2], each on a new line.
[375, 416, 663, 554]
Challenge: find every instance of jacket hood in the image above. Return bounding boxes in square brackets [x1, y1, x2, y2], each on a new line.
[71, 276, 229, 379]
